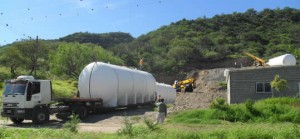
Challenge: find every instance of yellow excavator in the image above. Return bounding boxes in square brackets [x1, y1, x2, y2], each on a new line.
[243, 51, 267, 66]
[172, 78, 196, 92]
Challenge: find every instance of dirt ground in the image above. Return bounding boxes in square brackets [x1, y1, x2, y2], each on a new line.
[0, 105, 157, 133]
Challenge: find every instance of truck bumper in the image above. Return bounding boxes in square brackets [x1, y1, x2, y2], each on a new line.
[1, 108, 32, 119]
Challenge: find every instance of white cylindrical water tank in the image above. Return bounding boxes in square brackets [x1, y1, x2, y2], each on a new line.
[267, 54, 296, 67]
[156, 82, 176, 104]
[78, 62, 156, 108]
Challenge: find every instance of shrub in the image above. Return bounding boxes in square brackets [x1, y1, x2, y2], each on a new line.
[222, 105, 251, 122]
[218, 82, 227, 89]
[117, 116, 134, 136]
[63, 114, 80, 133]
[245, 99, 261, 116]
[210, 98, 229, 111]
[143, 118, 159, 131]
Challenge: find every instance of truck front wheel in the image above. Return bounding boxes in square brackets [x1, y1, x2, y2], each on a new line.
[32, 109, 49, 124]
[10, 117, 24, 124]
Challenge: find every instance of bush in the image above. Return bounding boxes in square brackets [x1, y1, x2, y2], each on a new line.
[143, 118, 159, 131]
[117, 116, 134, 136]
[171, 97, 300, 124]
[218, 82, 227, 89]
[210, 98, 229, 111]
[63, 114, 80, 133]
[245, 99, 261, 116]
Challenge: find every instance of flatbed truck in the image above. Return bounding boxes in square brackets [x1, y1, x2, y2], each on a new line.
[1, 76, 103, 124]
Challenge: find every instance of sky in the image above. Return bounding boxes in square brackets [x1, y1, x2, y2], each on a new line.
[0, 0, 300, 46]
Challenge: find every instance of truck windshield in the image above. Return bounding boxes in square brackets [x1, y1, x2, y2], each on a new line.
[3, 80, 27, 95]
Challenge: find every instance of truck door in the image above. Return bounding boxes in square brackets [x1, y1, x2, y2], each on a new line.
[25, 82, 42, 108]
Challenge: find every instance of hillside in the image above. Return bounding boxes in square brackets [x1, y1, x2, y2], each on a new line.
[59, 32, 134, 48]
[110, 7, 300, 75]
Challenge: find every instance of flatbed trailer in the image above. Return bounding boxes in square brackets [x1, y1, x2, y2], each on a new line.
[50, 97, 103, 119]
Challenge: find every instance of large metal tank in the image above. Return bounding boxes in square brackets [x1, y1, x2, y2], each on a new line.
[78, 62, 156, 107]
[267, 54, 296, 66]
[156, 82, 176, 104]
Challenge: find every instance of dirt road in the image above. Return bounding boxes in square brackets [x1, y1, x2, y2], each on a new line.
[0, 105, 157, 133]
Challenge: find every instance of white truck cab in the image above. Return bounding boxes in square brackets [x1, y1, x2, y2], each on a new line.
[1, 76, 52, 124]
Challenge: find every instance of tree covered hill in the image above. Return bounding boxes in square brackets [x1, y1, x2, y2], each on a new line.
[59, 32, 134, 48]
[0, 7, 300, 79]
[110, 7, 300, 74]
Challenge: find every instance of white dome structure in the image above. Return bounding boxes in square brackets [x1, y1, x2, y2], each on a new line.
[267, 54, 296, 67]
[78, 62, 156, 107]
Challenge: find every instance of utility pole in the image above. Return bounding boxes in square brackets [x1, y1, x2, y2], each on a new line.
[34, 36, 39, 76]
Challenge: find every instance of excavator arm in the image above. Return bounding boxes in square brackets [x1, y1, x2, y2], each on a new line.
[243, 51, 266, 66]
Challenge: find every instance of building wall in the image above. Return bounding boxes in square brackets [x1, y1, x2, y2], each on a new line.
[228, 66, 300, 104]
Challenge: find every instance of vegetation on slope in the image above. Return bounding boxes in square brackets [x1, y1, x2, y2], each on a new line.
[1, 8, 299, 77]
[111, 7, 300, 74]
[59, 32, 134, 49]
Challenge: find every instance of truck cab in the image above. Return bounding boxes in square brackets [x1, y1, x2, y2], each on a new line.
[1, 76, 52, 124]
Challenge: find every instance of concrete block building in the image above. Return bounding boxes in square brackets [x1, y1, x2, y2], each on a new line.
[226, 66, 300, 104]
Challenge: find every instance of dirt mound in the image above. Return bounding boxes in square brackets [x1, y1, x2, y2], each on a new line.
[193, 68, 231, 93]
[170, 68, 231, 111]
[169, 92, 226, 111]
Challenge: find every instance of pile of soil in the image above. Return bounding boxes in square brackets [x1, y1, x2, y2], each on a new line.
[169, 68, 231, 111]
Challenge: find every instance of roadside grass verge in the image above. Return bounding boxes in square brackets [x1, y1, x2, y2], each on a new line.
[0, 128, 117, 139]
[0, 122, 299, 139]
[169, 97, 300, 124]
[159, 123, 300, 139]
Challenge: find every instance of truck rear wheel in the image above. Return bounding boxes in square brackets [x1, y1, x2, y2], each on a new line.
[10, 117, 24, 124]
[76, 106, 88, 119]
[32, 109, 49, 124]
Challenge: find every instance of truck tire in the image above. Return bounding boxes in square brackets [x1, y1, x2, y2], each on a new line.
[32, 109, 49, 124]
[76, 106, 88, 119]
[10, 117, 24, 124]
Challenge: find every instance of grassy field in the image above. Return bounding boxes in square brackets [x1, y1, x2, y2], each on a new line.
[0, 121, 299, 139]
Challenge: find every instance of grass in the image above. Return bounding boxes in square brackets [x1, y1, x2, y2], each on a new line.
[0, 122, 299, 139]
[0, 128, 117, 139]
[169, 97, 300, 124]
[159, 123, 300, 139]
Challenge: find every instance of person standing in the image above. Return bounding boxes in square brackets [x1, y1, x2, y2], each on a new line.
[155, 98, 167, 124]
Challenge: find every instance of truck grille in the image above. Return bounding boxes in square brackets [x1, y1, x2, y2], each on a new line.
[3, 103, 19, 108]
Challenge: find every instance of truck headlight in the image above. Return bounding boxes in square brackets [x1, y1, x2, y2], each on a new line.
[16, 109, 25, 114]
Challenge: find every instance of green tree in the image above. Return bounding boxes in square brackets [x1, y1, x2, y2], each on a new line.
[51, 43, 123, 78]
[270, 74, 288, 97]
[0, 39, 48, 76]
